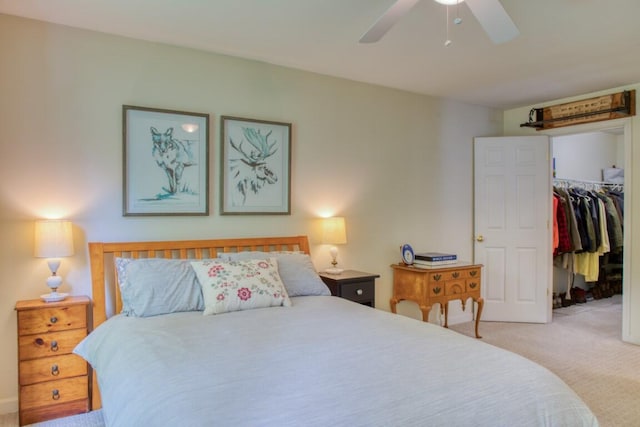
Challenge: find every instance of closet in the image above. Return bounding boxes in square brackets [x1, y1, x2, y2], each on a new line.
[552, 130, 624, 308]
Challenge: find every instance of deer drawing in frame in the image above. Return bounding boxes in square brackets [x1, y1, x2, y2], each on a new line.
[228, 126, 279, 206]
[150, 127, 197, 196]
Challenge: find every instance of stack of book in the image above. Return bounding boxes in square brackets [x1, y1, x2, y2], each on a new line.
[413, 252, 457, 269]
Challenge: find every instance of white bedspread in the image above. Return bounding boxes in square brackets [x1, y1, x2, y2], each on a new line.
[75, 296, 598, 427]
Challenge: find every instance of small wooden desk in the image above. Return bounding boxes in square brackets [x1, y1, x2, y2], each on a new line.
[390, 263, 484, 338]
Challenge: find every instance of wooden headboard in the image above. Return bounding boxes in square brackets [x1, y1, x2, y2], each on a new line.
[88, 235, 310, 328]
[87, 235, 310, 410]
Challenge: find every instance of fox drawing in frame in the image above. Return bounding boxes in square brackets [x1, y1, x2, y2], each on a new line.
[150, 127, 197, 196]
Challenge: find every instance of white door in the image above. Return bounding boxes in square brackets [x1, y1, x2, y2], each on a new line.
[474, 136, 552, 323]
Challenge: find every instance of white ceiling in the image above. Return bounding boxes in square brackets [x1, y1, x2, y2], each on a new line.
[2, 0, 640, 109]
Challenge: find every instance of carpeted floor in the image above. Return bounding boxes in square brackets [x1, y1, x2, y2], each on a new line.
[2, 294, 634, 426]
[450, 294, 638, 427]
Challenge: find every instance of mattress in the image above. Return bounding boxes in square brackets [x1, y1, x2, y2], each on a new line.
[75, 296, 598, 427]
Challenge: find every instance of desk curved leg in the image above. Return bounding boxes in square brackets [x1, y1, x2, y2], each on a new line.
[443, 302, 449, 328]
[420, 305, 432, 322]
[474, 297, 484, 339]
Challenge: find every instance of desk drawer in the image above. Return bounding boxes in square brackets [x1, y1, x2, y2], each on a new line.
[467, 279, 480, 292]
[445, 281, 466, 296]
[19, 354, 87, 386]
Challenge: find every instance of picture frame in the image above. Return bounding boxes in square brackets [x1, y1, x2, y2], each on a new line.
[123, 105, 210, 216]
[221, 116, 291, 215]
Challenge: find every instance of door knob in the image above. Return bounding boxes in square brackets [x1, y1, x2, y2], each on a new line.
[476, 235, 484, 242]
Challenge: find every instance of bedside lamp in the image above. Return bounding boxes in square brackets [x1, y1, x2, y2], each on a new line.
[322, 217, 347, 274]
[34, 219, 74, 302]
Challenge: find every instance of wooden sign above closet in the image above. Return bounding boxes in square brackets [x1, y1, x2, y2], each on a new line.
[520, 90, 635, 130]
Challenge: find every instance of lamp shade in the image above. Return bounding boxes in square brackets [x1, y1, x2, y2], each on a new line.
[322, 217, 347, 245]
[34, 220, 74, 258]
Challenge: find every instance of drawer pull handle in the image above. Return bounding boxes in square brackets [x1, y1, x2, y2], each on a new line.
[35, 338, 45, 346]
[433, 287, 441, 295]
[51, 340, 59, 352]
[356, 289, 363, 296]
[52, 389, 60, 400]
[452, 272, 460, 278]
[432, 274, 442, 281]
[469, 282, 478, 289]
[51, 364, 60, 376]
[50, 316, 58, 324]
[470, 271, 478, 277]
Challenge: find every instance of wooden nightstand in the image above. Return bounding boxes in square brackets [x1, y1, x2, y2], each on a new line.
[15, 296, 91, 426]
[319, 270, 379, 307]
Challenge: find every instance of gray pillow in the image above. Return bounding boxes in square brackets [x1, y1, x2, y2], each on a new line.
[218, 252, 331, 297]
[115, 258, 205, 317]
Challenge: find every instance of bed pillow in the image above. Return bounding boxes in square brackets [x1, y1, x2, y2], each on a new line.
[218, 252, 331, 297]
[114, 258, 205, 317]
[191, 258, 291, 315]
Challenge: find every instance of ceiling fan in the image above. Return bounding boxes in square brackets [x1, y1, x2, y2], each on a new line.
[359, 0, 519, 45]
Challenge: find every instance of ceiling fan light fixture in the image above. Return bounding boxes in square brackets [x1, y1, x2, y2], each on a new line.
[434, 0, 464, 5]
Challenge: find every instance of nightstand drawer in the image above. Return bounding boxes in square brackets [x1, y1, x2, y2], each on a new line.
[20, 400, 90, 427]
[320, 270, 379, 307]
[19, 354, 87, 385]
[340, 281, 374, 303]
[19, 376, 88, 411]
[18, 329, 86, 361]
[17, 305, 87, 335]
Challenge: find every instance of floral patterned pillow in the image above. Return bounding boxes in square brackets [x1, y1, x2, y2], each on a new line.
[190, 258, 291, 315]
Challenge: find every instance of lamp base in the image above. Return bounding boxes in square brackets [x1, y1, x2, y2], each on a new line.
[41, 292, 68, 303]
[324, 267, 344, 275]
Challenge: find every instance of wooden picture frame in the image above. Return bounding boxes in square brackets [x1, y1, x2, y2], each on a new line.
[123, 105, 210, 216]
[220, 116, 291, 215]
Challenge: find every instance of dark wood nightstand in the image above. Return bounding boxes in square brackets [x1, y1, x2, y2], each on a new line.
[319, 270, 380, 307]
[15, 296, 91, 425]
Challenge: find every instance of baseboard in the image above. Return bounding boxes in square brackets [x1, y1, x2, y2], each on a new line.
[0, 396, 18, 414]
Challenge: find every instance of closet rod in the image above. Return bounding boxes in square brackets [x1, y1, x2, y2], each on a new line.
[553, 178, 623, 191]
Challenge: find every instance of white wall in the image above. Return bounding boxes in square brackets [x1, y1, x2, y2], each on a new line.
[0, 14, 502, 411]
[553, 131, 619, 181]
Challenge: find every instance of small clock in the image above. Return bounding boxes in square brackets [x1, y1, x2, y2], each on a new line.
[401, 244, 414, 265]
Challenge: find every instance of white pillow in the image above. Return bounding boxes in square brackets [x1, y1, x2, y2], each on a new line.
[191, 258, 291, 315]
[218, 252, 331, 297]
[114, 258, 205, 317]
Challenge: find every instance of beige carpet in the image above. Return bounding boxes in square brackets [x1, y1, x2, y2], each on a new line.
[451, 294, 639, 427]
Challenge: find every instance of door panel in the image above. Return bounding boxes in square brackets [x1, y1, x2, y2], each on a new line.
[474, 136, 551, 323]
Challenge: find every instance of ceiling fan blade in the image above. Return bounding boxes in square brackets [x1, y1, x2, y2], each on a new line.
[465, 0, 519, 44]
[359, 0, 420, 43]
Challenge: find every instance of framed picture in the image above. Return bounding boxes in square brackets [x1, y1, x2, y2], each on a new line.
[123, 105, 210, 216]
[221, 116, 291, 215]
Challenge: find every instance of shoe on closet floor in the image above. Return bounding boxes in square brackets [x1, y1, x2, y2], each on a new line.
[560, 292, 574, 307]
[571, 287, 587, 304]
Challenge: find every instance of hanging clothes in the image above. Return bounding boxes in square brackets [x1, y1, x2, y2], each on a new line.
[553, 179, 624, 290]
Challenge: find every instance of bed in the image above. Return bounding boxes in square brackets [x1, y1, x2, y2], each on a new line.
[76, 236, 599, 426]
